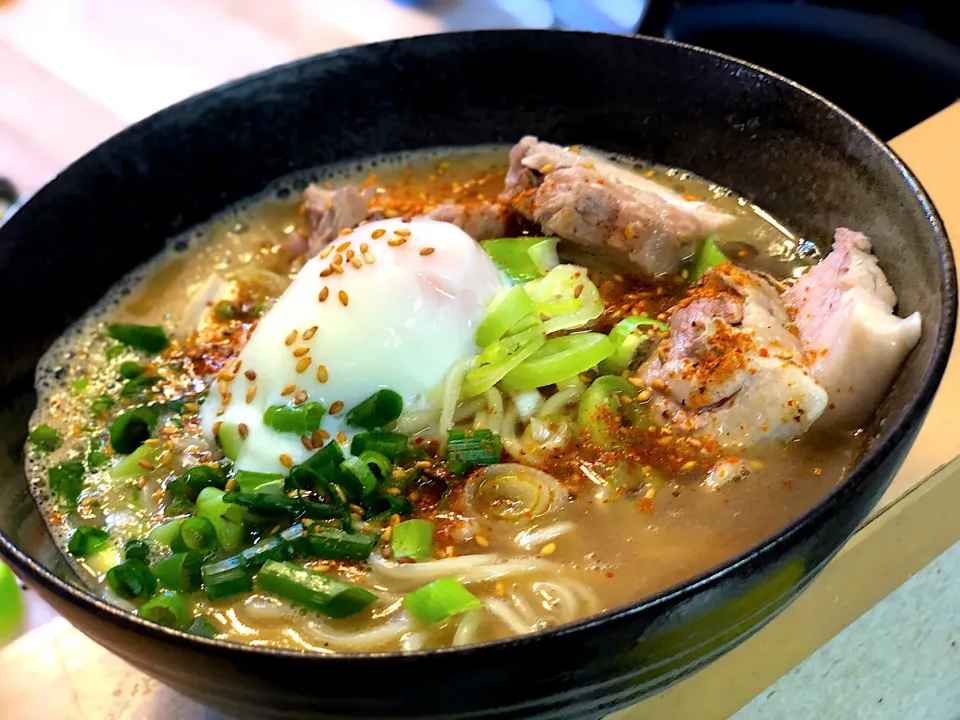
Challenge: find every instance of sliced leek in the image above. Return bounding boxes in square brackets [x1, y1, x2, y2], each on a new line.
[461, 326, 545, 398]
[500, 333, 615, 391]
[689, 235, 729, 281]
[481, 237, 559, 284]
[476, 285, 537, 348]
[599, 316, 670, 375]
[525, 264, 604, 335]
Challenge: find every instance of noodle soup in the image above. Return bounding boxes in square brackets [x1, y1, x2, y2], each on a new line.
[25, 138, 919, 651]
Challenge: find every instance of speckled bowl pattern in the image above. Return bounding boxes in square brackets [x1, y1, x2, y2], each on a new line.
[0, 31, 954, 719]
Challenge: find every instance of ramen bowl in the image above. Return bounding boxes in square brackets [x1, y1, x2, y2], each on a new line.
[0, 30, 953, 719]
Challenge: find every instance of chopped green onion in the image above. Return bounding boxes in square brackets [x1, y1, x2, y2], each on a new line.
[330, 465, 366, 503]
[187, 614, 220, 638]
[148, 518, 184, 547]
[85, 545, 123, 575]
[120, 374, 160, 400]
[391, 519, 434, 562]
[689, 235, 729, 281]
[152, 551, 203, 592]
[164, 398, 186, 415]
[480, 237, 559, 284]
[110, 442, 162, 481]
[235, 470, 285, 497]
[138, 591, 191, 630]
[108, 324, 169, 353]
[109, 406, 158, 454]
[119, 361, 144, 379]
[222, 492, 298, 518]
[500, 333, 614, 391]
[296, 498, 349, 521]
[164, 496, 195, 518]
[599, 316, 670, 375]
[402, 577, 480, 624]
[71, 377, 91, 394]
[236, 542, 287, 569]
[124, 539, 150, 562]
[357, 450, 392, 482]
[302, 438, 346, 473]
[446, 429, 501, 474]
[291, 527, 378, 561]
[216, 421, 244, 461]
[168, 465, 225, 501]
[90, 394, 115, 419]
[201, 556, 253, 600]
[49, 461, 85, 507]
[87, 438, 109, 469]
[195, 487, 245, 553]
[67, 526, 110, 557]
[213, 300, 236, 320]
[364, 492, 414, 521]
[288, 462, 357, 506]
[240, 527, 301, 567]
[105, 559, 156, 600]
[382, 466, 417, 492]
[577, 375, 644, 448]
[476, 285, 538, 348]
[345, 389, 403, 430]
[105, 345, 125, 361]
[200, 524, 302, 601]
[292, 447, 353, 500]
[263, 401, 326, 434]
[28, 424, 61, 453]
[461, 326, 546, 398]
[257, 560, 378, 619]
[216, 456, 233, 475]
[222, 492, 343, 520]
[196, 485, 247, 526]
[339, 457, 377, 496]
[349, 431, 408, 462]
[174, 517, 218, 553]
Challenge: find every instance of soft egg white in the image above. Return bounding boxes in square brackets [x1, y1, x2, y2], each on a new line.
[200, 218, 503, 473]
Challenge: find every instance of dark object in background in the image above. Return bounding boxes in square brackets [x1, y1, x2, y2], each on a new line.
[639, 1, 960, 140]
[0, 30, 953, 720]
[0, 179, 16, 217]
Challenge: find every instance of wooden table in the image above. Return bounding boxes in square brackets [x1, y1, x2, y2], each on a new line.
[0, 0, 447, 193]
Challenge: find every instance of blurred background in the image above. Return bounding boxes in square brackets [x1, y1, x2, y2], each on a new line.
[2, 0, 959, 207]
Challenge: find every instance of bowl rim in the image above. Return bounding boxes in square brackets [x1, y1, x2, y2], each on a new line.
[0, 27, 955, 663]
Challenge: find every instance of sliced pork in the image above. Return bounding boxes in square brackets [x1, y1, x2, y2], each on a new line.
[499, 136, 732, 277]
[302, 184, 376, 257]
[422, 203, 508, 241]
[295, 184, 508, 258]
[782, 228, 921, 430]
[644, 264, 827, 447]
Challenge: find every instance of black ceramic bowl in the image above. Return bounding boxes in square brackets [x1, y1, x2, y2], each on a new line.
[0, 30, 954, 719]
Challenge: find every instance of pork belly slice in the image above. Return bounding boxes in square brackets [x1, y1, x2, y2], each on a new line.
[782, 228, 921, 430]
[288, 185, 509, 258]
[420, 203, 509, 242]
[644, 263, 827, 447]
[282, 184, 372, 258]
[499, 136, 732, 277]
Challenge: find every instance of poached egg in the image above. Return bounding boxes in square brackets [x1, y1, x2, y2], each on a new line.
[200, 218, 503, 473]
